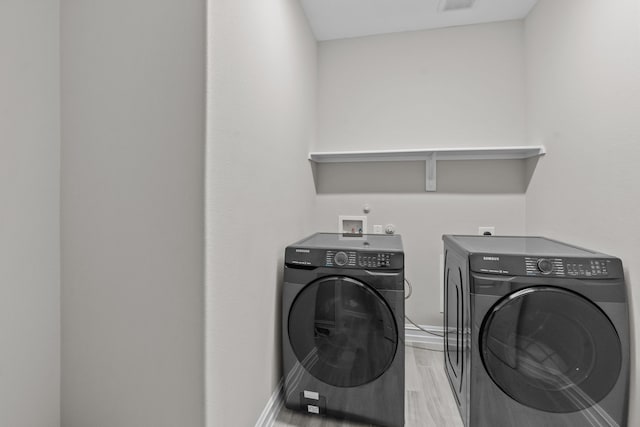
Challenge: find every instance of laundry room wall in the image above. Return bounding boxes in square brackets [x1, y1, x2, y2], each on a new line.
[524, 0, 640, 423]
[60, 0, 205, 426]
[313, 21, 529, 326]
[0, 1, 60, 426]
[205, 0, 317, 426]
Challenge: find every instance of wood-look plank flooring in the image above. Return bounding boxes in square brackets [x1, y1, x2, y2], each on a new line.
[273, 344, 463, 427]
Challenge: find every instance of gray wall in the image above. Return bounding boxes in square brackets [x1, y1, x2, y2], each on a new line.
[61, 0, 205, 426]
[315, 20, 526, 152]
[0, 1, 60, 426]
[205, 0, 317, 425]
[313, 21, 529, 325]
[524, 0, 640, 423]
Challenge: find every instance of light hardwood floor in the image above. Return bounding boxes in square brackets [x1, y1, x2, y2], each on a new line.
[273, 345, 464, 427]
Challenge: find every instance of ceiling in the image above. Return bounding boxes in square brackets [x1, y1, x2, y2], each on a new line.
[299, 0, 539, 41]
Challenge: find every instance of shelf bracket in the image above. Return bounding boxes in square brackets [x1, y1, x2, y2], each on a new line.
[425, 153, 437, 192]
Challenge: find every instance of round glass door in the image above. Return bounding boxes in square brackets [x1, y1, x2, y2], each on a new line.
[288, 276, 398, 388]
[481, 287, 622, 413]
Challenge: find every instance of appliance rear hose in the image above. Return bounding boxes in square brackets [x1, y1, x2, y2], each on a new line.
[404, 277, 444, 338]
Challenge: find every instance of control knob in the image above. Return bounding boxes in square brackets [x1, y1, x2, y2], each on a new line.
[334, 251, 349, 266]
[537, 258, 553, 274]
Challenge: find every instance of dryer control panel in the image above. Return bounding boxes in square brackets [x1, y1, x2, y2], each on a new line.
[524, 257, 565, 276]
[470, 254, 623, 279]
[524, 257, 615, 277]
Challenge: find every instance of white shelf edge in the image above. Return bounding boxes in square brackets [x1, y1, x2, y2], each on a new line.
[309, 145, 546, 192]
[308, 145, 546, 163]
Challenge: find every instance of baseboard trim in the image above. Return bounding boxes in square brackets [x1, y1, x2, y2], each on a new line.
[254, 377, 284, 427]
[405, 324, 445, 351]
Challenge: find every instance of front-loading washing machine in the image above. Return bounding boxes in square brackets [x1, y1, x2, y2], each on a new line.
[282, 233, 404, 427]
[443, 235, 629, 427]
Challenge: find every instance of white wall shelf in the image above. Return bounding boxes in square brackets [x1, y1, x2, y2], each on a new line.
[309, 146, 545, 163]
[308, 146, 545, 192]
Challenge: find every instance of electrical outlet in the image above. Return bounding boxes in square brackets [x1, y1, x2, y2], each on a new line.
[478, 226, 495, 236]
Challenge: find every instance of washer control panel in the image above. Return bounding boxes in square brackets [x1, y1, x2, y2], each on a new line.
[524, 257, 613, 277]
[324, 250, 398, 269]
[328, 251, 355, 267]
[565, 259, 611, 277]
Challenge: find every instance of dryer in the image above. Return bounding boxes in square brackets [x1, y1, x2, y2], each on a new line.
[282, 233, 404, 427]
[443, 235, 629, 427]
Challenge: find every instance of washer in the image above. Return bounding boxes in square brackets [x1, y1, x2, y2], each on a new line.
[443, 235, 629, 427]
[282, 233, 404, 427]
